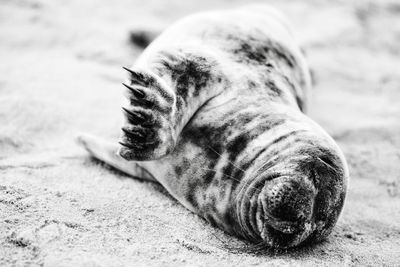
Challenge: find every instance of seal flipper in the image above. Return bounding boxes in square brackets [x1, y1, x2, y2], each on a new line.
[120, 58, 224, 161]
[76, 133, 157, 182]
[120, 67, 177, 161]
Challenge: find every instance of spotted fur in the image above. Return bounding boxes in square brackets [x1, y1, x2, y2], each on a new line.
[77, 5, 349, 248]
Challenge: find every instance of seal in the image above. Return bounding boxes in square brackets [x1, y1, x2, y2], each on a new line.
[77, 5, 349, 248]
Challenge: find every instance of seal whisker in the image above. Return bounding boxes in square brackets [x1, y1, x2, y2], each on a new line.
[196, 166, 243, 184]
[316, 156, 336, 172]
[231, 157, 276, 204]
[249, 157, 275, 177]
[195, 166, 258, 203]
[206, 144, 245, 174]
[246, 241, 267, 253]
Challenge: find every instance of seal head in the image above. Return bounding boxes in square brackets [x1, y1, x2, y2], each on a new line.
[234, 139, 348, 248]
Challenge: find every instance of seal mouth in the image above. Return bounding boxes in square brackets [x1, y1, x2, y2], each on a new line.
[260, 211, 305, 234]
[252, 190, 315, 248]
[258, 222, 315, 249]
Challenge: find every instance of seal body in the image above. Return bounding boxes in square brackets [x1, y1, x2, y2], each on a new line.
[78, 5, 349, 248]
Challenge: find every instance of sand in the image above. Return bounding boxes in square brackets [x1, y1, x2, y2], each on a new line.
[1, 0, 400, 266]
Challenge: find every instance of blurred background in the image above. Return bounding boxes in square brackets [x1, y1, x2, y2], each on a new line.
[1, 0, 400, 266]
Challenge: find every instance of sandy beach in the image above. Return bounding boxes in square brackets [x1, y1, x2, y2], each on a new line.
[1, 0, 400, 265]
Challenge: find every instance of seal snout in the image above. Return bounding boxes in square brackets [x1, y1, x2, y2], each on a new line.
[257, 176, 316, 247]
